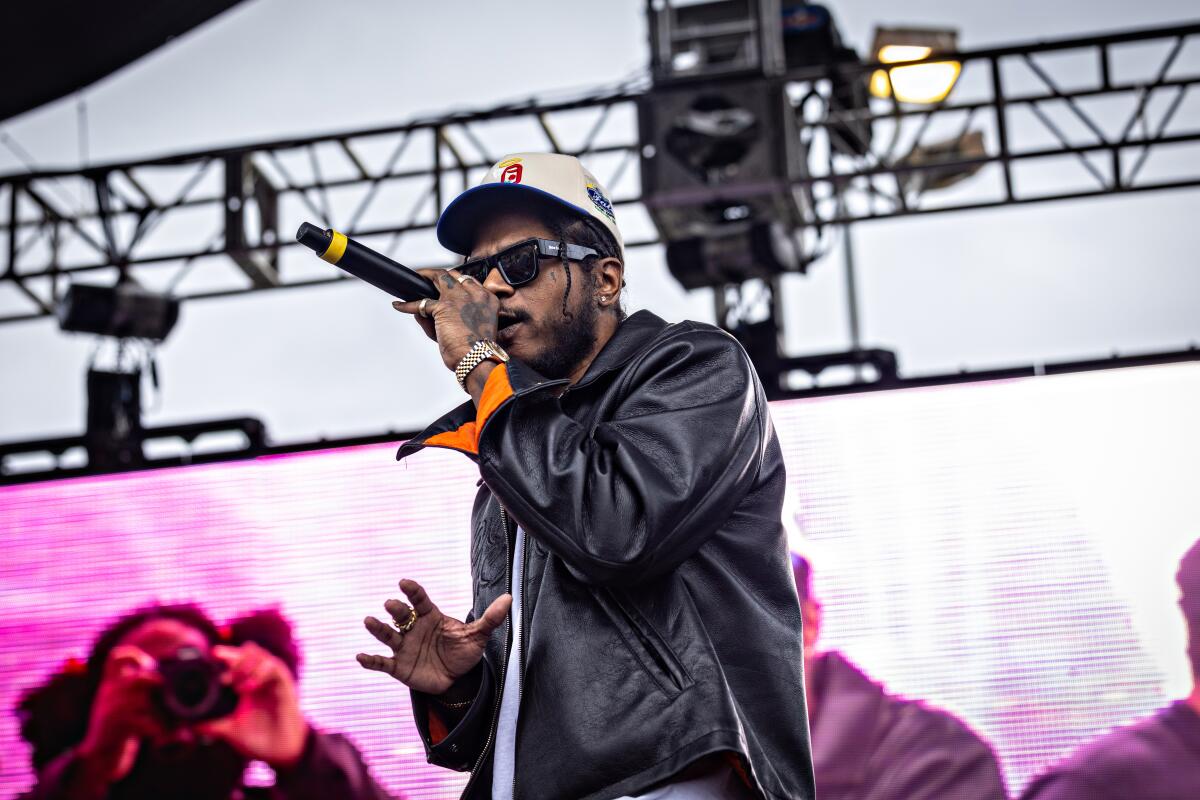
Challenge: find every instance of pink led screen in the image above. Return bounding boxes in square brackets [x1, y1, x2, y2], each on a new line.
[1, 361, 1197, 797]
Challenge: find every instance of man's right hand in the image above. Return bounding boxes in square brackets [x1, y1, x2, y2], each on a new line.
[357, 578, 511, 696]
[75, 645, 165, 787]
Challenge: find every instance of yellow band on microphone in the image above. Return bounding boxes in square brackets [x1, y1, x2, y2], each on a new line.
[320, 230, 348, 264]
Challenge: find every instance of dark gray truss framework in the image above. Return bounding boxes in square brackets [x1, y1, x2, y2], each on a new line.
[2, 21, 1198, 326]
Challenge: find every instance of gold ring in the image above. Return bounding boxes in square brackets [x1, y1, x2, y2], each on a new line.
[455, 274, 471, 285]
[418, 298, 431, 318]
[394, 608, 417, 634]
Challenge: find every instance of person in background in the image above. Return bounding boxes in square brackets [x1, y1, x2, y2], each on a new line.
[1019, 538, 1200, 799]
[16, 603, 395, 800]
[793, 553, 1008, 800]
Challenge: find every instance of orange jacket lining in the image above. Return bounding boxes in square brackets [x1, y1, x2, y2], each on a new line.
[424, 364, 514, 455]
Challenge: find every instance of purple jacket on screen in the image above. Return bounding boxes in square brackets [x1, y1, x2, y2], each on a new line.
[809, 651, 1009, 800]
[1019, 701, 1200, 800]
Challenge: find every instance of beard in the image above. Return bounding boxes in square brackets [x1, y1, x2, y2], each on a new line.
[522, 285, 601, 380]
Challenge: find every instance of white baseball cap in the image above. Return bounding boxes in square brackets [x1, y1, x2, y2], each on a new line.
[436, 152, 624, 258]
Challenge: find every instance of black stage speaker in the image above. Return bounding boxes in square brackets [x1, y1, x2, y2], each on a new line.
[638, 78, 812, 245]
[85, 369, 144, 470]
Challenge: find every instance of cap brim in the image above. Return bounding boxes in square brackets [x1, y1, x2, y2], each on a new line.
[436, 183, 595, 255]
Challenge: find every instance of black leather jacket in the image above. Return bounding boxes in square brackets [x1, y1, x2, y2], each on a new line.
[397, 311, 815, 800]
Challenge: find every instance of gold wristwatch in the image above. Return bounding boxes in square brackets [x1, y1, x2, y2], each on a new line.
[455, 339, 510, 389]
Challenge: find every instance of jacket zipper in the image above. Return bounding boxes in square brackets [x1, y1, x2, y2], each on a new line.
[511, 519, 529, 800]
[460, 504, 513, 799]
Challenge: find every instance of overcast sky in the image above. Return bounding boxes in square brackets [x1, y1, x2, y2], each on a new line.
[1, 0, 1198, 453]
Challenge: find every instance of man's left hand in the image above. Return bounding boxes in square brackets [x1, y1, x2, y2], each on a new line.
[195, 642, 309, 769]
[392, 268, 499, 373]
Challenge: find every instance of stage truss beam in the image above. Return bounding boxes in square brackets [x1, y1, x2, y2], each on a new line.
[0, 22, 1197, 326]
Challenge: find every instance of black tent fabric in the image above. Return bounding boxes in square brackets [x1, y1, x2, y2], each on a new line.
[0, 0, 246, 123]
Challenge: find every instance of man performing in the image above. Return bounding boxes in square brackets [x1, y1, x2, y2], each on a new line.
[356, 153, 815, 800]
[791, 554, 1007, 800]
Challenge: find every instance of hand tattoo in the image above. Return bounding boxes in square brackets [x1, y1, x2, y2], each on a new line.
[460, 300, 497, 342]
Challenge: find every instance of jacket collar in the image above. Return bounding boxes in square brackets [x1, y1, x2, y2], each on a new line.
[571, 309, 669, 391]
[397, 310, 670, 461]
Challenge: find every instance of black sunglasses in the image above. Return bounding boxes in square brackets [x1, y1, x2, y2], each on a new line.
[457, 238, 599, 287]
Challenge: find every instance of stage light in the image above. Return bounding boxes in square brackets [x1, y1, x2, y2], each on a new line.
[85, 368, 145, 470]
[665, 221, 806, 290]
[57, 281, 180, 341]
[868, 27, 961, 104]
[895, 130, 987, 194]
[781, 3, 874, 156]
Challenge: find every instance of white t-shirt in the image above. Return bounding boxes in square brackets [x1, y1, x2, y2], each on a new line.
[490, 527, 741, 800]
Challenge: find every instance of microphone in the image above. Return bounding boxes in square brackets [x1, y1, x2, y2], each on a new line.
[295, 222, 439, 301]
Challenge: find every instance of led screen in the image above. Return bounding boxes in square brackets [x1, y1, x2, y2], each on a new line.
[1, 362, 1197, 797]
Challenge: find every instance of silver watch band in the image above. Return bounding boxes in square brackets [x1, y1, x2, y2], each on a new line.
[455, 340, 505, 389]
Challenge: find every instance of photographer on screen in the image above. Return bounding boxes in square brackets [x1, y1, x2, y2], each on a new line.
[16, 604, 393, 800]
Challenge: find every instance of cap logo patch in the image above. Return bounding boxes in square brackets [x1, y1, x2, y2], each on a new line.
[497, 157, 524, 184]
[586, 182, 616, 221]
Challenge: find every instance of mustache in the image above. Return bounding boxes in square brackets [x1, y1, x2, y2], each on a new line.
[498, 308, 530, 327]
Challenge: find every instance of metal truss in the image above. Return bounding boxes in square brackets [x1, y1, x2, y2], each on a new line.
[0, 82, 648, 325]
[0, 415, 267, 484]
[797, 21, 1200, 226]
[1, 22, 1197, 326]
